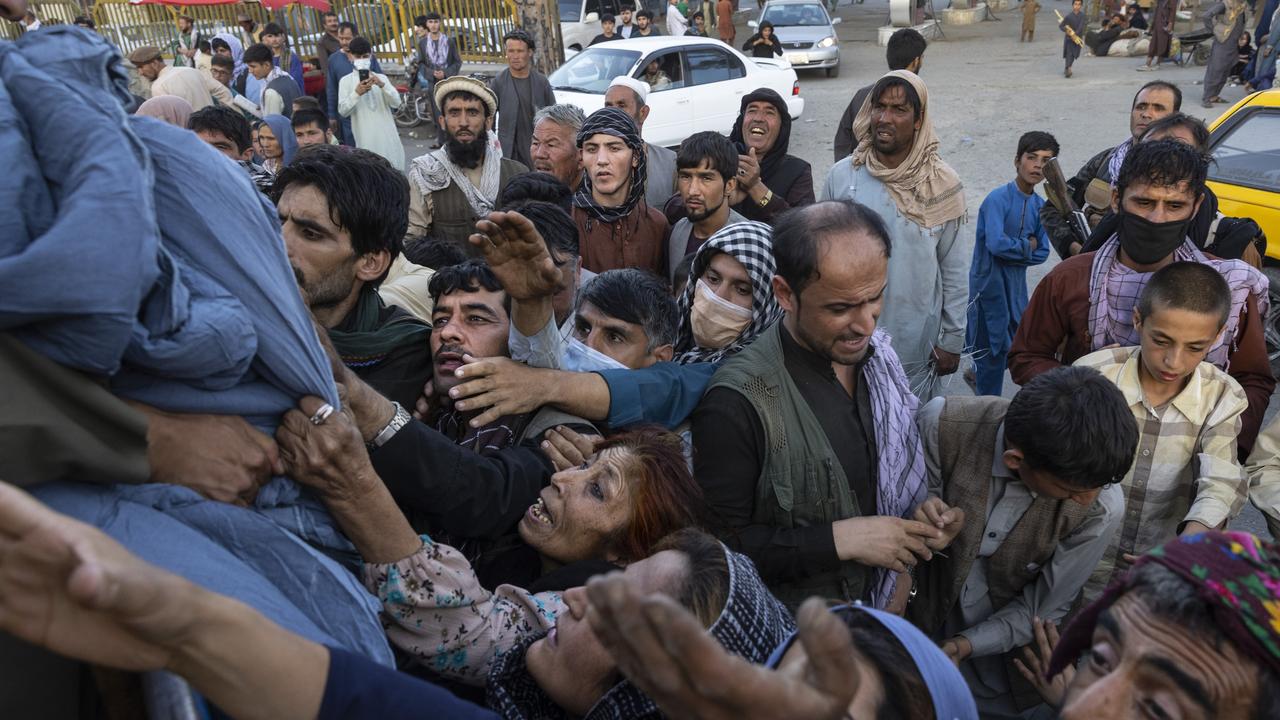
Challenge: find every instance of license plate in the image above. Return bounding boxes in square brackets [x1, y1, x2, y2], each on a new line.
[788, 53, 809, 65]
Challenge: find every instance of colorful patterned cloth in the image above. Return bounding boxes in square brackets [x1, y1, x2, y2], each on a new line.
[1050, 530, 1280, 678]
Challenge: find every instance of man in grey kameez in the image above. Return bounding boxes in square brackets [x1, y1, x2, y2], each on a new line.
[821, 71, 968, 401]
[1201, 0, 1249, 106]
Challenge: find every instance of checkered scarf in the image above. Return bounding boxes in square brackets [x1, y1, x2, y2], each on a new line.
[1106, 138, 1132, 187]
[1087, 235, 1269, 369]
[1050, 531, 1280, 679]
[674, 221, 784, 365]
[573, 108, 647, 225]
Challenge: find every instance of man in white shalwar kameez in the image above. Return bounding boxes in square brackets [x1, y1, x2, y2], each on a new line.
[338, 36, 404, 170]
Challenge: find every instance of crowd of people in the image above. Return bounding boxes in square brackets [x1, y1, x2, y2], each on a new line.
[6, 2, 1280, 719]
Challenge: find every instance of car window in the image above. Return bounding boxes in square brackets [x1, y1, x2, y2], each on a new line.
[550, 47, 643, 93]
[559, 0, 582, 21]
[1209, 110, 1280, 193]
[761, 3, 830, 25]
[687, 47, 746, 85]
[635, 50, 685, 91]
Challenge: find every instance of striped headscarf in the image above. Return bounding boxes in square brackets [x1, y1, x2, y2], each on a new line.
[1050, 531, 1280, 680]
[573, 107, 647, 224]
[674, 221, 784, 365]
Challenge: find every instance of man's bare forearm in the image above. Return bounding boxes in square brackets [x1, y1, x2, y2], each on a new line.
[511, 296, 555, 339]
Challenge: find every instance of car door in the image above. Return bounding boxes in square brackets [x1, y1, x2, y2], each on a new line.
[632, 49, 695, 147]
[686, 45, 750, 136]
[1207, 106, 1280, 261]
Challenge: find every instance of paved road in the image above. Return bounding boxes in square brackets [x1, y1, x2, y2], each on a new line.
[397, 2, 1274, 537]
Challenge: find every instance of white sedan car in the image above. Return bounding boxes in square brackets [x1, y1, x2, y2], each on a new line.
[550, 36, 805, 148]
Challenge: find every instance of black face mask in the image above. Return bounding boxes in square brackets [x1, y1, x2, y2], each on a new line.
[1118, 210, 1190, 265]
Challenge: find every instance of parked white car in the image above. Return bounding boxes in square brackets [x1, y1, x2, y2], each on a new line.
[559, 0, 624, 55]
[550, 36, 804, 148]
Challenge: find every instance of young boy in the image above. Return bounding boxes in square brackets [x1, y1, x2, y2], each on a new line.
[1060, 0, 1086, 77]
[1075, 261, 1250, 602]
[908, 365, 1135, 716]
[241, 42, 300, 117]
[686, 13, 708, 36]
[338, 36, 405, 170]
[965, 131, 1055, 396]
[1018, 0, 1040, 41]
[589, 13, 619, 45]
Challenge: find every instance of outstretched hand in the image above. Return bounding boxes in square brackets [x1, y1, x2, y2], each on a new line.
[0, 482, 201, 673]
[585, 576, 858, 720]
[1013, 617, 1073, 708]
[468, 211, 561, 302]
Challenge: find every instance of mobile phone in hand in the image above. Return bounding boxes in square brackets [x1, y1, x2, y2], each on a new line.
[358, 68, 370, 81]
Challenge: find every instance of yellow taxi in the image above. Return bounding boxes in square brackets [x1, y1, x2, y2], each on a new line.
[1206, 88, 1280, 262]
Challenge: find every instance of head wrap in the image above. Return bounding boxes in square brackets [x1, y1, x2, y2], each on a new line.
[136, 95, 193, 128]
[1049, 531, 1280, 680]
[486, 541, 794, 719]
[674, 221, 783, 364]
[851, 71, 966, 228]
[212, 32, 245, 80]
[573, 107, 647, 224]
[261, 114, 297, 167]
[765, 604, 977, 720]
[609, 75, 651, 104]
[728, 88, 794, 187]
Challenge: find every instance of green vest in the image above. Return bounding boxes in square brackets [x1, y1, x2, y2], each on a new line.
[430, 158, 525, 254]
[707, 323, 871, 609]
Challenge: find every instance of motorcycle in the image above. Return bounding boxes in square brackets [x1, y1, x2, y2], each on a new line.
[394, 59, 437, 130]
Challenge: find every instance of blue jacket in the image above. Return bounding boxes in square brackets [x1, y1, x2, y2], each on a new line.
[966, 181, 1051, 354]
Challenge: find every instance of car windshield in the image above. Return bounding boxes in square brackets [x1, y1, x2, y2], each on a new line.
[550, 47, 642, 93]
[761, 3, 830, 25]
[559, 0, 582, 22]
[1209, 111, 1280, 192]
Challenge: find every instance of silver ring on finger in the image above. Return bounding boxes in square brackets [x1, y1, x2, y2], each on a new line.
[309, 403, 336, 426]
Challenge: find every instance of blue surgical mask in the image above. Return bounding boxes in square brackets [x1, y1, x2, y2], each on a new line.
[563, 337, 628, 372]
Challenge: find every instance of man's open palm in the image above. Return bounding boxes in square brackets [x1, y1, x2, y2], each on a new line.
[469, 211, 561, 301]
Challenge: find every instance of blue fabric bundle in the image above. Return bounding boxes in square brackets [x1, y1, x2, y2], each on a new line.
[0, 27, 391, 665]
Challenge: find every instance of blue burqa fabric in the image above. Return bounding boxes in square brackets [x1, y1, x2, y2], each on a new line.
[0, 27, 392, 666]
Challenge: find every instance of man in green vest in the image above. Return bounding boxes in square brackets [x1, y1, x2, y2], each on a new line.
[907, 365, 1136, 715]
[691, 199, 949, 612]
[406, 76, 527, 256]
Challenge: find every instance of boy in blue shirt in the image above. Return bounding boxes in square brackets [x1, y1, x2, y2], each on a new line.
[966, 131, 1057, 396]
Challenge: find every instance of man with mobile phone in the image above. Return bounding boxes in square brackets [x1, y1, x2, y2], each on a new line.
[338, 36, 405, 170]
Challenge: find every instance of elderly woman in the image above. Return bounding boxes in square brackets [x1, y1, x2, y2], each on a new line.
[0, 483, 794, 720]
[277, 395, 707, 685]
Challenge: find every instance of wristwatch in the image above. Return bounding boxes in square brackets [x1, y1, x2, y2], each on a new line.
[368, 401, 411, 450]
[757, 188, 773, 207]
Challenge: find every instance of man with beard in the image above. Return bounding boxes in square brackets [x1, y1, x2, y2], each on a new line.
[490, 30, 555, 170]
[604, 76, 678, 212]
[820, 71, 967, 401]
[572, 107, 671, 275]
[1009, 139, 1274, 456]
[668, 131, 744, 280]
[727, 88, 815, 224]
[690, 200, 943, 611]
[1041, 81, 1180, 258]
[275, 145, 432, 408]
[406, 76, 527, 255]
[634, 9, 663, 36]
[530, 103, 586, 192]
[832, 28, 926, 162]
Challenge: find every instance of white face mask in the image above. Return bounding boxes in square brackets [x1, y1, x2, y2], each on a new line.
[690, 278, 753, 350]
[352, 58, 371, 71]
[563, 337, 628, 371]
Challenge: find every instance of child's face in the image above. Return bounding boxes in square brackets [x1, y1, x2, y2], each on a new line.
[1072, 0, 1082, 10]
[603, 20, 615, 32]
[1133, 304, 1224, 388]
[1016, 149, 1053, 188]
[1004, 450, 1103, 506]
[248, 61, 272, 80]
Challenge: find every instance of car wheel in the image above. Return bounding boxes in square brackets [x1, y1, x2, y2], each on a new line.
[1264, 267, 1280, 377]
[826, 64, 839, 78]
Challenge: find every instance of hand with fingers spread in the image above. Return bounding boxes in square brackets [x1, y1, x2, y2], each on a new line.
[831, 516, 941, 572]
[275, 395, 380, 506]
[1013, 617, 1072, 708]
[541, 425, 603, 472]
[912, 496, 966, 551]
[468, 211, 561, 302]
[585, 576, 858, 720]
[144, 409, 282, 506]
[448, 355, 555, 427]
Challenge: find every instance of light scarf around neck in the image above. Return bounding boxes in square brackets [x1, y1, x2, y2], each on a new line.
[864, 329, 929, 608]
[851, 70, 966, 229]
[1088, 235, 1270, 369]
[407, 130, 503, 218]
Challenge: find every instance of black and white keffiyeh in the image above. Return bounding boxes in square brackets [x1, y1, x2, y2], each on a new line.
[572, 107, 648, 224]
[674, 220, 784, 364]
